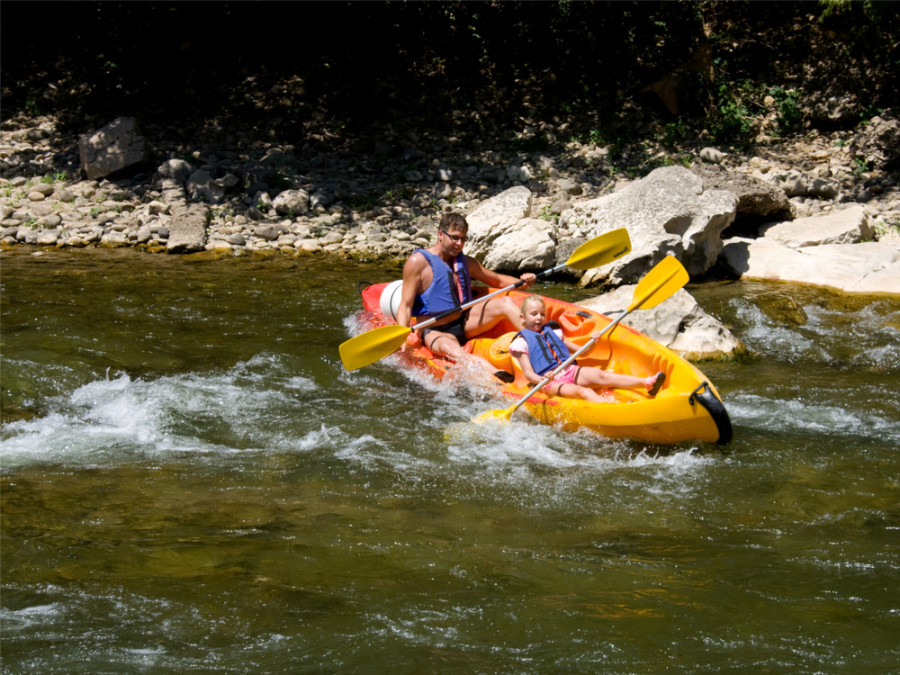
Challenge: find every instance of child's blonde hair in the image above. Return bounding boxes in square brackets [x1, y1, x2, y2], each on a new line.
[520, 294, 545, 314]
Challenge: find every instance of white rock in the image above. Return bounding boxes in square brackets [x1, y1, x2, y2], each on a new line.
[720, 237, 900, 295]
[272, 189, 309, 216]
[580, 287, 744, 359]
[481, 218, 556, 271]
[700, 147, 725, 164]
[78, 117, 151, 181]
[762, 204, 873, 248]
[465, 186, 533, 259]
[36, 229, 60, 245]
[560, 166, 736, 284]
[506, 165, 532, 182]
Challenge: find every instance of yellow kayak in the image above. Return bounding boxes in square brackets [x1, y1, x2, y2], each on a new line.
[357, 282, 732, 445]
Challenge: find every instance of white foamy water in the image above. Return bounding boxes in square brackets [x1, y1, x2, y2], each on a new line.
[2, 351, 715, 493]
[726, 389, 900, 444]
[4, 252, 899, 674]
[0, 354, 321, 467]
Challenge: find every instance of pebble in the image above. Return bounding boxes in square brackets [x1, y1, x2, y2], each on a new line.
[1, 114, 898, 258]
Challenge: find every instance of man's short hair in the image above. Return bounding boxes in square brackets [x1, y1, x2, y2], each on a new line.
[439, 213, 468, 233]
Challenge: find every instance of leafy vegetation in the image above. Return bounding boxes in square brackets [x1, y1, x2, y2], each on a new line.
[0, 1, 896, 154]
[769, 86, 803, 137]
[537, 205, 559, 224]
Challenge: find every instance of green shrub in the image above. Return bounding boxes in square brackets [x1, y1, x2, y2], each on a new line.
[769, 86, 802, 136]
[537, 205, 559, 224]
[662, 119, 687, 149]
[709, 80, 755, 144]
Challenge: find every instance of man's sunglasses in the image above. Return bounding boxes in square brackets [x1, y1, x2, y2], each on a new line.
[440, 230, 467, 244]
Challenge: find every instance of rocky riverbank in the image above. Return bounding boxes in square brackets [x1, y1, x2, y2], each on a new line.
[2, 111, 898, 265]
[3, 110, 899, 360]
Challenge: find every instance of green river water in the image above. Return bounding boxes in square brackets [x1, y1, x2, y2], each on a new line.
[1, 248, 898, 673]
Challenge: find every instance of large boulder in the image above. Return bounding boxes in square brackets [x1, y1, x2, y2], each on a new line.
[558, 166, 737, 288]
[580, 286, 745, 360]
[719, 237, 900, 295]
[692, 164, 793, 234]
[480, 217, 556, 271]
[78, 117, 152, 180]
[761, 205, 874, 248]
[465, 186, 533, 262]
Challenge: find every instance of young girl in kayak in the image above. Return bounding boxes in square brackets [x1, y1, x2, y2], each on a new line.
[509, 295, 666, 403]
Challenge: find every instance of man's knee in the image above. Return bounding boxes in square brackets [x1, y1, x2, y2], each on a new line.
[505, 295, 524, 315]
[427, 333, 461, 355]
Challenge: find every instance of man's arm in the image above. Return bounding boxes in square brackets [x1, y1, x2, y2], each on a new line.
[466, 256, 536, 289]
[396, 252, 426, 328]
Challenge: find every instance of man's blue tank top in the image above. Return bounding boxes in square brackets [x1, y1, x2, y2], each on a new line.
[413, 250, 473, 318]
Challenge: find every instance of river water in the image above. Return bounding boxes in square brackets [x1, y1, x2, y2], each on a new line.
[2, 248, 898, 673]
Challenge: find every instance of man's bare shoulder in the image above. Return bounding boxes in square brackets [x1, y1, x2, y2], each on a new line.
[403, 250, 433, 282]
[404, 249, 428, 269]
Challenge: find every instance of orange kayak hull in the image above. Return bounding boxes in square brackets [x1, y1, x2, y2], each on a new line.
[357, 282, 732, 445]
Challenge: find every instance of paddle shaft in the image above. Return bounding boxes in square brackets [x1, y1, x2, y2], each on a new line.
[497, 255, 689, 417]
[339, 228, 632, 371]
[408, 262, 571, 334]
[501, 307, 630, 417]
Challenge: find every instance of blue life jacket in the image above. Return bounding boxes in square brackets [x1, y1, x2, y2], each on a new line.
[412, 249, 473, 318]
[516, 326, 571, 376]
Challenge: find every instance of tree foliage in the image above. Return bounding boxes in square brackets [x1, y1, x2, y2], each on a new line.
[1, 1, 897, 142]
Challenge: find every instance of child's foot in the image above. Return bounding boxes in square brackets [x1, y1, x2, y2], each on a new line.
[494, 370, 515, 384]
[646, 371, 665, 396]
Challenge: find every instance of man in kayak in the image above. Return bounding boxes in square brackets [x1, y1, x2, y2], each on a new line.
[396, 213, 536, 381]
[510, 295, 665, 401]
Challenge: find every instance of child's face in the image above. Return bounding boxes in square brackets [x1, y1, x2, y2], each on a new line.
[521, 302, 546, 331]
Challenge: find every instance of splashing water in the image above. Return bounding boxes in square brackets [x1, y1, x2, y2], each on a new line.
[2, 250, 898, 673]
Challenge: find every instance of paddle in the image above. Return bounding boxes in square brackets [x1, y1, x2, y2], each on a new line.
[474, 255, 689, 424]
[339, 228, 632, 371]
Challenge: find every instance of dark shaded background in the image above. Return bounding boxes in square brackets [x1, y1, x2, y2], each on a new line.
[2, 2, 898, 144]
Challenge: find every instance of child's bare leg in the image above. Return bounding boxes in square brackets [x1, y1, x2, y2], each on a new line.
[576, 368, 666, 396]
[548, 382, 609, 403]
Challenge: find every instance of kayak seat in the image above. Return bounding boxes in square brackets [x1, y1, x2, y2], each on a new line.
[485, 331, 517, 372]
[556, 311, 597, 337]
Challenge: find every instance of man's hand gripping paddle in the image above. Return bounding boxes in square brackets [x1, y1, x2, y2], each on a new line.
[473, 255, 689, 424]
[338, 228, 631, 371]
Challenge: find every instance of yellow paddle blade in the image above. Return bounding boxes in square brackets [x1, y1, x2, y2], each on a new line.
[565, 228, 631, 270]
[339, 324, 412, 371]
[473, 406, 515, 425]
[629, 256, 689, 311]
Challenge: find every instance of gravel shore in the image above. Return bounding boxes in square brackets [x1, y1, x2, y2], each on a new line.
[2, 112, 898, 263]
